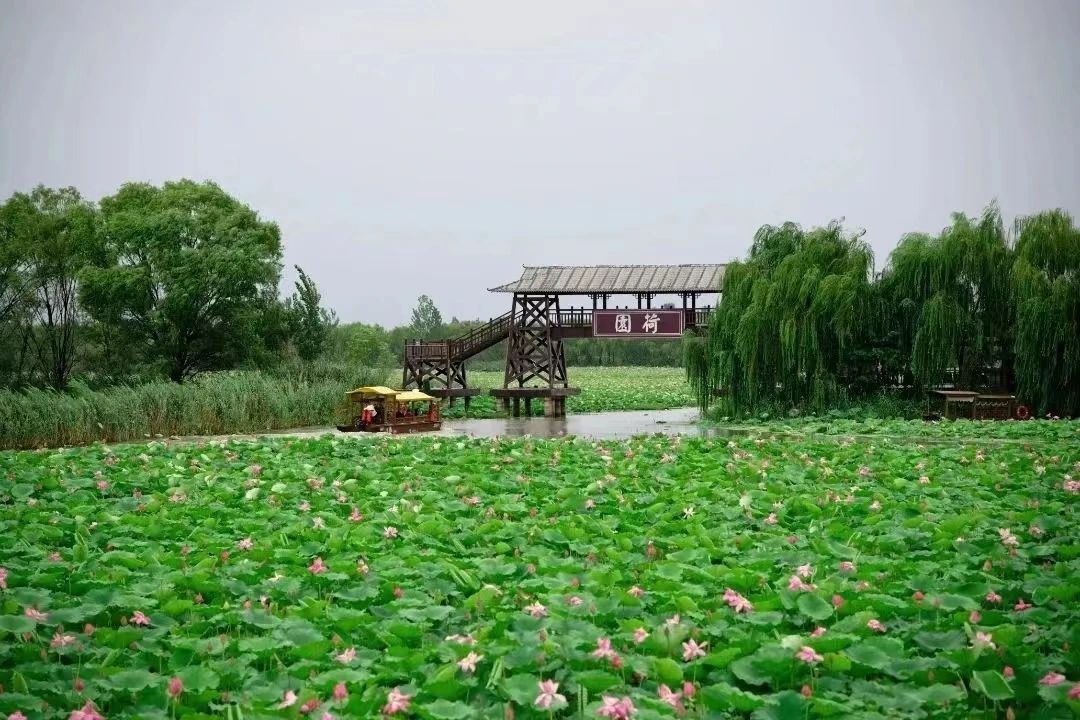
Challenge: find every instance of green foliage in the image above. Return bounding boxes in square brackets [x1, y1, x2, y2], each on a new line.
[341, 323, 397, 370]
[409, 294, 444, 339]
[881, 204, 1012, 390]
[0, 364, 385, 449]
[80, 180, 283, 381]
[1012, 210, 1080, 416]
[0, 423, 1077, 717]
[0, 185, 104, 389]
[284, 265, 337, 361]
[688, 220, 875, 414]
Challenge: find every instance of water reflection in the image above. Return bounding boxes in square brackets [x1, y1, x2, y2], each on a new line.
[441, 407, 708, 440]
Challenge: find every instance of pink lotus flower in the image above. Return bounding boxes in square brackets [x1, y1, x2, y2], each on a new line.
[869, 500, 881, 511]
[299, 698, 321, 714]
[249, 464, 263, 476]
[96, 480, 108, 491]
[810, 626, 826, 638]
[383, 688, 411, 715]
[867, 619, 886, 633]
[1068, 682, 1080, 700]
[585, 499, 596, 510]
[918, 476, 930, 485]
[308, 557, 328, 575]
[299, 501, 311, 512]
[796, 645, 823, 664]
[457, 651, 483, 673]
[312, 517, 325, 529]
[633, 627, 649, 644]
[333, 682, 348, 702]
[51, 632, 76, 648]
[168, 676, 183, 698]
[349, 507, 363, 522]
[796, 564, 814, 578]
[665, 614, 681, 626]
[858, 466, 871, 477]
[130, 610, 151, 626]
[723, 588, 753, 613]
[628, 585, 644, 598]
[9, 712, 28, 720]
[69, 701, 105, 720]
[24, 607, 47, 622]
[832, 594, 844, 608]
[446, 634, 476, 645]
[682, 638, 707, 661]
[534, 680, 566, 710]
[1003, 666, 1015, 678]
[657, 684, 684, 712]
[335, 647, 356, 664]
[525, 601, 547, 618]
[912, 591, 925, 602]
[592, 637, 618, 660]
[839, 561, 855, 573]
[0, 566, 7, 589]
[321, 713, 334, 720]
[1014, 599, 1033, 611]
[596, 695, 636, 718]
[337, 494, 347, 504]
[568, 596, 583, 607]
[986, 591, 1002, 603]
[383, 526, 398, 539]
[356, 561, 369, 575]
[682, 681, 696, 699]
[764, 513, 778, 525]
[998, 528, 1019, 547]
[48, 552, 62, 562]
[237, 537, 254, 551]
[972, 631, 995, 649]
[1040, 672, 1066, 686]
[788, 575, 815, 592]
[1029, 525, 1044, 537]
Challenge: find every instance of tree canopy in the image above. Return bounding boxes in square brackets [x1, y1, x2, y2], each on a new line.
[686, 220, 874, 413]
[80, 180, 283, 381]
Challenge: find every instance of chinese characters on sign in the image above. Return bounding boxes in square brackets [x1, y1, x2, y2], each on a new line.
[592, 310, 684, 338]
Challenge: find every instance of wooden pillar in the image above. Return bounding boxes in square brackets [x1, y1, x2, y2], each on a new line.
[525, 397, 533, 416]
[501, 398, 511, 413]
[591, 294, 597, 310]
[636, 294, 642, 309]
[602, 294, 608, 309]
[512, 397, 521, 417]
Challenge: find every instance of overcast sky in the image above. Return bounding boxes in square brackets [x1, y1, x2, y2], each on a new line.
[2, 1, 1078, 325]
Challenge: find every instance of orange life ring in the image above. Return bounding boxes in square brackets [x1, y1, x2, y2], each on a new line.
[1015, 405, 1030, 420]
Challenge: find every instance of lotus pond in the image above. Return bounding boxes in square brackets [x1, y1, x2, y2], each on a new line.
[1, 424, 1078, 719]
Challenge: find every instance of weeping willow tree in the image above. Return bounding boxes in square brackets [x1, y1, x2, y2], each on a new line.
[1012, 210, 1080, 415]
[686, 221, 874, 414]
[879, 203, 1012, 391]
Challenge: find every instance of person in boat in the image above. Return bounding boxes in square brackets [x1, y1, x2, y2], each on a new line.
[362, 402, 377, 426]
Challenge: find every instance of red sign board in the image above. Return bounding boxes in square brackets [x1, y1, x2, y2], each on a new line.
[592, 310, 684, 338]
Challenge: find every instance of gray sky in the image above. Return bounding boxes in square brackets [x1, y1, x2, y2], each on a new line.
[2, 1, 1078, 326]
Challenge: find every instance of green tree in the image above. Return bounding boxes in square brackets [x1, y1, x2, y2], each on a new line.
[0, 186, 103, 389]
[880, 203, 1012, 391]
[81, 180, 283, 382]
[409, 294, 443, 339]
[1011, 210, 1080, 415]
[686, 220, 874, 414]
[284, 265, 337, 361]
[345, 323, 395, 369]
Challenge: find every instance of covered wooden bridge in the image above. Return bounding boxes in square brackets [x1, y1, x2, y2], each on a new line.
[402, 264, 724, 417]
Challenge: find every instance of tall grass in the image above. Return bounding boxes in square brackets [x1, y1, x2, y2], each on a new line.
[0, 364, 388, 450]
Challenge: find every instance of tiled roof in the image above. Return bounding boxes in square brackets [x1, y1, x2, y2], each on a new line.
[489, 264, 725, 294]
